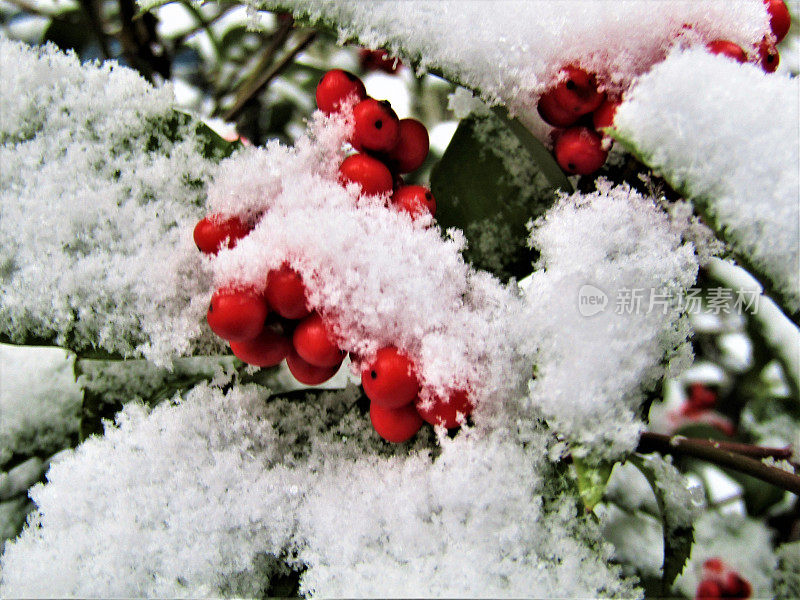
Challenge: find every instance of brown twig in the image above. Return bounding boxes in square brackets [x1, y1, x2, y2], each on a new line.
[223, 29, 316, 121]
[637, 432, 800, 495]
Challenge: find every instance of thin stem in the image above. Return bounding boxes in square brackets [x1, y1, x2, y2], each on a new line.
[637, 432, 800, 495]
[223, 29, 316, 121]
[178, 0, 223, 59]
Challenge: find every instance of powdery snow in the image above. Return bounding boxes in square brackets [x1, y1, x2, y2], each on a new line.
[243, 0, 771, 121]
[203, 109, 537, 411]
[613, 48, 800, 315]
[0, 344, 81, 463]
[0, 39, 221, 363]
[523, 182, 699, 459]
[0, 383, 640, 598]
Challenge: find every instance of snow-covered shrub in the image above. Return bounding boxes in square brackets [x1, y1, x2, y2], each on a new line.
[1, 0, 798, 596]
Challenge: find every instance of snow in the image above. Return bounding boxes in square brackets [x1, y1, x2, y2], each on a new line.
[0, 344, 81, 464]
[245, 0, 772, 126]
[523, 182, 698, 459]
[0, 383, 640, 598]
[0, 39, 222, 363]
[674, 510, 777, 598]
[613, 49, 800, 314]
[203, 108, 537, 413]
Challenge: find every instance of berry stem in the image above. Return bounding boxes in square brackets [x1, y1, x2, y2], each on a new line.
[637, 432, 800, 495]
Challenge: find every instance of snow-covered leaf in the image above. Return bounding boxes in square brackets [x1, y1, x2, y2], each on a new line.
[631, 455, 702, 588]
[430, 107, 570, 279]
[0, 40, 224, 362]
[612, 49, 800, 321]
[523, 182, 699, 460]
[241, 0, 771, 121]
[0, 383, 642, 598]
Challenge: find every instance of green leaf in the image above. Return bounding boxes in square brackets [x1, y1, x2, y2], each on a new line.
[573, 457, 614, 512]
[430, 107, 571, 280]
[630, 455, 695, 591]
[194, 119, 240, 160]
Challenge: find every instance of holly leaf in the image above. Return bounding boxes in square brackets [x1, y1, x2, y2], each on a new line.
[630, 455, 696, 590]
[573, 457, 614, 513]
[430, 107, 571, 280]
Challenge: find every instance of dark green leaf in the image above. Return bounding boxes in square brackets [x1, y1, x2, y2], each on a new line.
[430, 107, 571, 280]
[194, 119, 240, 160]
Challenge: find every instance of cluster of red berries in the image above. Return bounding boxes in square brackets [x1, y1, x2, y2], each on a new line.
[192, 233, 350, 386]
[537, 66, 618, 176]
[539, 0, 790, 177]
[315, 68, 473, 442]
[316, 69, 437, 219]
[695, 558, 752, 600]
[192, 68, 471, 443]
[363, 347, 475, 443]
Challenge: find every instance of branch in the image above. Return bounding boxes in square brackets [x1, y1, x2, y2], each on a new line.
[637, 432, 800, 495]
[223, 29, 316, 121]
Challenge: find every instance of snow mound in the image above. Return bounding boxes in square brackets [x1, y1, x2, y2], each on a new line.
[0, 40, 221, 363]
[0, 383, 640, 598]
[0, 344, 81, 464]
[242, 0, 770, 120]
[524, 182, 699, 459]
[614, 48, 800, 315]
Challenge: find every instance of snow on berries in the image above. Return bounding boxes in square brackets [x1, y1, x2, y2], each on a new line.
[193, 70, 526, 442]
[268, 0, 785, 178]
[531, 0, 789, 176]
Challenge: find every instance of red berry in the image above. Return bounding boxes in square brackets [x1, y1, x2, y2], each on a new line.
[359, 48, 401, 73]
[593, 97, 620, 130]
[230, 325, 291, 367]
[265, 265, 311, 319]
[369, 402, 423, 443]
[416, 389, 474, 429]
[688, 383, 717, 411]
[293, 312, 345, 367]
[706, 40, 747, 63]
[695, 579, 723, 600]
[339, 153, 394, 196]
[387, 119, 429, 173]
[765, 0, 791, 43]
[541, 66, 605, 117]
[702, 558, 726, 575]
[361, 346, 420, 409]
[207, 288, 268, 342]
[286, 348, 340, 384]
[391, 185, 436, 218]
[723, 573, 752, 599]
[353, 98, 400, 153]
[759, 37, 780, 72]
[537, 92, 580, 127]
[193, 215, 250, 255]
[554, 127, 608, 175]
[316, 69, 367, 114]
